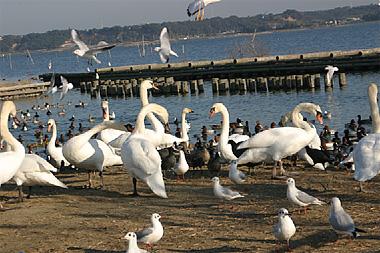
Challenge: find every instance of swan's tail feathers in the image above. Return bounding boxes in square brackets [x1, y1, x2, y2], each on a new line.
[27, 173, 68, 188]
[236, 148, 266, 165]
[146, 172, 168, 198]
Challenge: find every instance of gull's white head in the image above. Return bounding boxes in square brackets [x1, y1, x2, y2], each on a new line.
[151, 213, 161, 221]
[277, 208, 289, 217]
[73, 49, 84, 57]
[211, 177, 220, 183]
[123, 232, 137, 241]
[330, 197, 342, 209]
[286, 178, 295, 186]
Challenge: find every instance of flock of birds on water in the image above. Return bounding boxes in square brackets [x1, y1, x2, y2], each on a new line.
[1, 0, 379, 252]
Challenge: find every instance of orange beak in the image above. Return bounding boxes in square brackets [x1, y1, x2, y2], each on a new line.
[316, 112, 323, 124]
[47, 124, 52, 132]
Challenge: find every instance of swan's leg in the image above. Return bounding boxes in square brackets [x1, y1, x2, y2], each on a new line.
[201, 8, 205, 21]
[18, 185, 24, 202]
[272, 161, 277, 179]
[287, 239, 292, 252]
[279, 160, 286, 175]
[99, 171, 104, 189]
[60, 160, 65, 171]
[131, 177, 139, 197]
[26, 186, 32, 199]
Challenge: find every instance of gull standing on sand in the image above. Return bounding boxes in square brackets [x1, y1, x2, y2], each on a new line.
[136, 213, 163, 250]
[211, 177, 244, 200]
[273, 208, 296, 251]
[187, 0, 221, 21]
[329, 197, 366, 238]
[286, 178, 325, 214]
[123, 232, 149, 253]
[154, 27, 178, 63]
[59, 76, 73, 100]
[71, 29, 116, 65]
[325, 65, 339, 86]
[229, 160, 246, 184]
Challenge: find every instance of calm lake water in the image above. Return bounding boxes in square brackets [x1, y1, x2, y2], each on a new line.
[1, 21, 380, 150]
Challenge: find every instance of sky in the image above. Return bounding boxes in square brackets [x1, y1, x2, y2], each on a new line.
[0, 0, 376, 35]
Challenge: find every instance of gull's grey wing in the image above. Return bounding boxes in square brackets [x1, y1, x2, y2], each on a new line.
[71, 29, 89, 51]
[160, 28, 171, 51]
[296, 190, 318, 204]
[159, 52, 169, 63]
[221, 186, 239, 197]
[87, 44, 116, 55]
[136, 227, 154, 240]
[329, 209, 355, 233]
[50, 73, 55, 88]
[187, 0, 204, 16]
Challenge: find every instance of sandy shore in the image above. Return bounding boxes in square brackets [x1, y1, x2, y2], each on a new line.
[0, 162, 379, 253]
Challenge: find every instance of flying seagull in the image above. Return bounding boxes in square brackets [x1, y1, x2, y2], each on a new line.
[59, 76, 73, 100]
[187, 0, 221, 21]
[154, 27, 178, 63]
[325, 65, 339, 86]
[71, 29, 116, 65]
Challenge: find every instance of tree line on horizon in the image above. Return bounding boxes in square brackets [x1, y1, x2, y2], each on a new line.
[0, 4, 379, 53]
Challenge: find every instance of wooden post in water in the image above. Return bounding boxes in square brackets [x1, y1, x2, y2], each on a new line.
[80, 82, 86, 93]
[314, 74, 321, 88]
[117, 84, 125, 97]
[239, 79, 247, 92]
[131, 79, 138, 96]
[229, 78, 237, 92]
[212, 78, 219, 93]
[100, 85, 107, 98]
[339, 73, 347, 86]
[181, 81, 189, 94]
[198, 79, 204, 93]
[190, 80, 198, 94]
[174, 81, 181, 95]
[219, 79, 229, 93]
[296, 75, 303, 89]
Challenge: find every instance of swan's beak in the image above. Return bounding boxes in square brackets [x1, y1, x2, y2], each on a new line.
[189, 109, 194, 113]
[152, 82, 159, 90]
[316, 112, 323, 124]
[47, 124, 52, 132]
[102, 107, 108, 120]
[209, 108, 216, 118]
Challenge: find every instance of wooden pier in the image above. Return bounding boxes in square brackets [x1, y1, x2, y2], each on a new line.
[0, 81, 50, 100]
[39, 47, 380, 98]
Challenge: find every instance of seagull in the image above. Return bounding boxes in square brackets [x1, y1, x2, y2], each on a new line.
[136, 213, 163, 250]
[273, 208, 296, 251]
[59, 76, 73, 100]
[325, 65, 339, 86]
[71, 29, 116, 65]
[187, 0, 221, 21]
[173, 149, 189, 179]
[286, 178, 325, 214]
[154, 27, 178, 63]
[45, 73, 58, 95]
[329, 197, 366, 239]
[211, 176, 244, 200]
[123, 232, 149, 253]
[228, 160, 246, 184]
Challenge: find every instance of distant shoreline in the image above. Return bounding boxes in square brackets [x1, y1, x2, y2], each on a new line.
[1, 20, 379, 56]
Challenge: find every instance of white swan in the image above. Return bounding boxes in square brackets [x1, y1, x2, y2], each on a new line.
[173, 150, 189, 179]
[47, 119, 70, 168]
[353, 83, 380, 191]
[121, 103, 169, 198]
[209, 103, 238, 162]
[62, 121, 127, 188]
[237, 103, 323, 178]
[0, 101, 25, 208]
[98, 100, 127, 145]
[13, 153, 67, 201]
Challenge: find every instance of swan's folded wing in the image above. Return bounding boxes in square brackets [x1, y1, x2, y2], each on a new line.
[131, 139, 162, 176]
[353, 134, 380, 181]
[237, 127, 306, 149]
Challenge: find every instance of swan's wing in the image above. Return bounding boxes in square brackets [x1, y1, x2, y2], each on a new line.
[127, 138, 161, 176]
[353, 134, 380, 181]
[187, 0, 203, 16]
[23, 154, 57, 173]
[238, 127, 301, 149]
[71, 29, 89, 51]
[160, 27, 171, 51]
[228, 134, 250, 143]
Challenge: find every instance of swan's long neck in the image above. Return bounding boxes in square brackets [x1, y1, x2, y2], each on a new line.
[180, 111, 189, 142]
[48, 122, 57, 149]
[368, 84, 380, 133]
[140, 85, 164, 133]
[291, 104, 313, 132]
[219, 107, 230, 147]
[0, 104, 24, 153]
